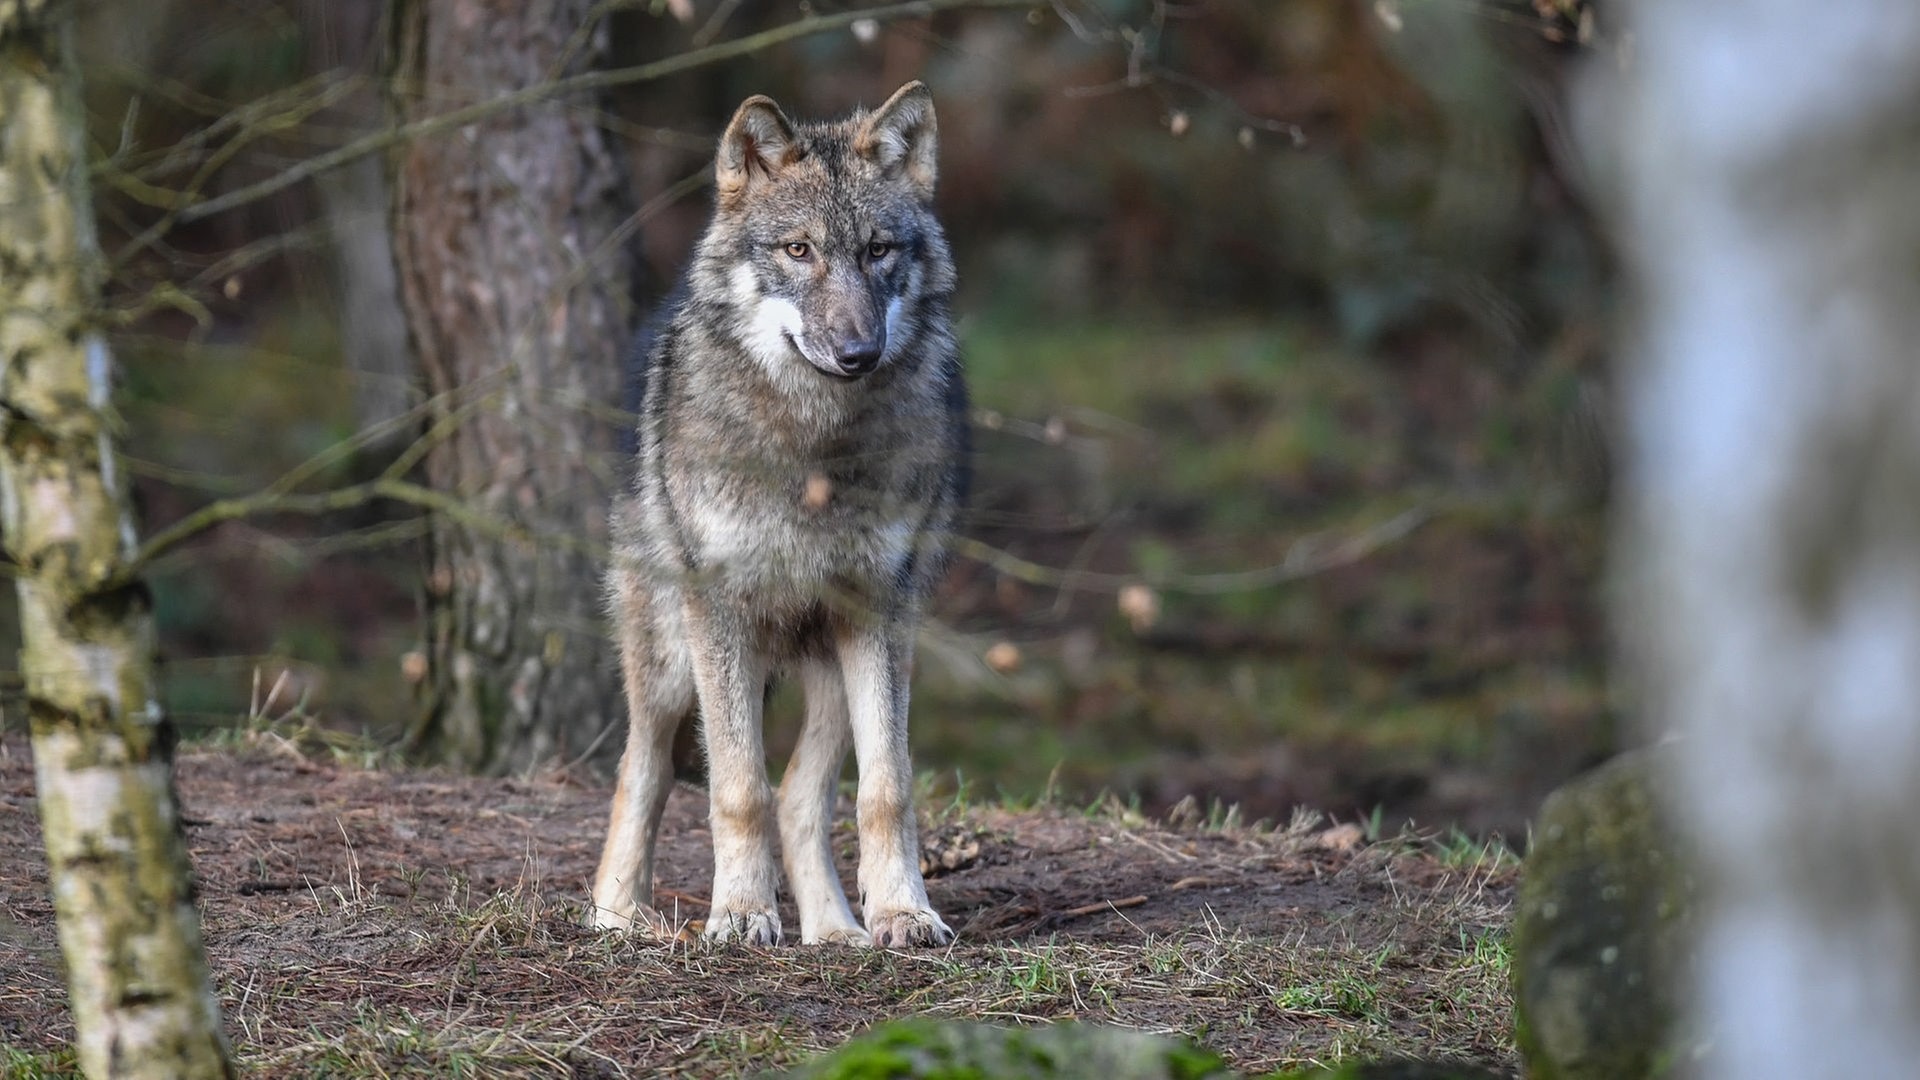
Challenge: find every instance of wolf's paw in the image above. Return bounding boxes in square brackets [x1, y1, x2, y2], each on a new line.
[704, 905, 783, 946]
[866, 907, 954, 948]
[807, 925, 874, 947]
[586, 899, 670, 936]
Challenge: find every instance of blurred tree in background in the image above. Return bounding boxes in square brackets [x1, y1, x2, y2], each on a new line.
[1613, 0, 1920, 1071]
[389, 0, 636, 772]
[295, 0, 414, 439]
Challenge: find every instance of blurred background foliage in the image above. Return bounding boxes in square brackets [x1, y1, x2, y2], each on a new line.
[18, 0, 1612, 838]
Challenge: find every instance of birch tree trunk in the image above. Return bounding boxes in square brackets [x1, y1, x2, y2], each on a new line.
[1612, 1, 1920, 1074]
[389, 0, 635, 772]
[0, 2, 234, 1076]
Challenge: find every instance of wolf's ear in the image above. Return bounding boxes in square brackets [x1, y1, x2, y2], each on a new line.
[856, 81, 937, 200]
[716, 95, 800, 199]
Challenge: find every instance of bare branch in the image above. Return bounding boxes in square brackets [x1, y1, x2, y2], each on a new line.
[122, 477, 543, 588]
[154, 0, 1039, 235]
[950, 508, 1430, 597]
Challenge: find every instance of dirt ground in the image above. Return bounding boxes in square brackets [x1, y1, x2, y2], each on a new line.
[0, 736, 1516, 1077]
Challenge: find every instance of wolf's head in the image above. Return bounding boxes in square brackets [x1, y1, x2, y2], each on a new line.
[696, 82, 954, 387]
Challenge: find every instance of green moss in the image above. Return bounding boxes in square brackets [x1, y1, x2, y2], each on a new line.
[1261, 1064, 1503, 1080]
[788, 1020, 1504, 1080]
[784, 1020, 1233, 1080]
[1511, 748, 1697, 1080]
[1166, 1045, 1233, 1080]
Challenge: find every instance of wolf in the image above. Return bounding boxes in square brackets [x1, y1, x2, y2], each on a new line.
[588, 82, 966, 949]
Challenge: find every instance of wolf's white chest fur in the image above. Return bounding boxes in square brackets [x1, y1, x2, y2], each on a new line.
[684, 491, 915, 599]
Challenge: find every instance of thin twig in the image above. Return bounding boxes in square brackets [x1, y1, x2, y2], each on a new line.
[1058, 895, 1148, 920]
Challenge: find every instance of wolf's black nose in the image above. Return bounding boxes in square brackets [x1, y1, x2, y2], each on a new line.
[833, 337, 884, 376]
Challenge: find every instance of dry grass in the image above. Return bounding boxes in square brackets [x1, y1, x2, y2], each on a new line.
[201, 873, 1508, 1077]
[0, 742, 1516, 1078]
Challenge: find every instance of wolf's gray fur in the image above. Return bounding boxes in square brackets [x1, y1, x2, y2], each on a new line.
[590, 82, 966, 948]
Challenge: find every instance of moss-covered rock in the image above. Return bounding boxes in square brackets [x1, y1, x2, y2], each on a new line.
[1264, 1063, 1505, 1079]
[1512, 747, 1697, 1080]
[781, 1020, 1506, 1080]
[780, 1019, 1233, 1080]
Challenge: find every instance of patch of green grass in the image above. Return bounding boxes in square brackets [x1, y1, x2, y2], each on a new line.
[1269, 941, 1396, 1026]
[1428, 830, 1520, 874]
[1000, 948, 1068, 1001]
[183, 666, 398, 769]
[1361, 806, 1389, 844]
[1272, 970, 1386, 1022]
[0, 1047, 79, 1080]
[1455, 929, 1510, 980]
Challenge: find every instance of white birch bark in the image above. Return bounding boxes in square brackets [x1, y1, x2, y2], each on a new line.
[1610, 1, 1920, 1075]
[0, 2, 234, 1076]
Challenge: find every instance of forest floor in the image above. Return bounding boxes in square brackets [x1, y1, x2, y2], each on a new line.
[0, 735, 1516, 1078]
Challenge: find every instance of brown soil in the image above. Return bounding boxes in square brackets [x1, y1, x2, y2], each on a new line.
[0, 737, 1517, 1077]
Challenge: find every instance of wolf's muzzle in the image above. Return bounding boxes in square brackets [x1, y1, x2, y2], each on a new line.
[831, 333, 886, 377]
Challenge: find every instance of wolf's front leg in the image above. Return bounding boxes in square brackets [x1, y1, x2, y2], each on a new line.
[839, 617, 954, 948]
[590, 571, 693, 933]
[685, 599, 783, 945]
[779, 659, 869, 945]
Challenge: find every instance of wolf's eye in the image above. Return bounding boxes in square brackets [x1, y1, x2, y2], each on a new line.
[785, 242, 811, 260]
[867, 241, 892, 260]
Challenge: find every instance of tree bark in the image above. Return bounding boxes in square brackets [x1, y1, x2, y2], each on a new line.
[1612, 1, 1920, 1074]
[0, 3, 234, 1076]
[389, 0, 636, 771]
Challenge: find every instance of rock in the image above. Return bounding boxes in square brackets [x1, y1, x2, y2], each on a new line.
[783, 1021, 1507, 1080]
[1314, 822, 1367, 852]
[1511, 747, 1698, 1080]
[781, 1019, 1233, 1079]
[1268, 1064, 1505, 1079]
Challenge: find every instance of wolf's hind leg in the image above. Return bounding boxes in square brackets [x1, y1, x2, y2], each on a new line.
[780, 659, 868, 945]
[686, 600, 783, 945]
[589, 704, 682, 932]
[590, 578, 692, 932]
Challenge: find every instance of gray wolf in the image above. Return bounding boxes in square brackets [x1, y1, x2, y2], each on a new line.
[589, 82, 966, 948]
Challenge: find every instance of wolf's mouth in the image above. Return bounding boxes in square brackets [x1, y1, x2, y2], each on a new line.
[783, 332, 861, 381]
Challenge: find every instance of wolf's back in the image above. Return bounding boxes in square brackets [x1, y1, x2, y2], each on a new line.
[616, 281, 688, 460]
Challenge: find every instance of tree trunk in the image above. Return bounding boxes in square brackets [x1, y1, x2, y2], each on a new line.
[0, 3, 234, 1077]
[1612, 1, 1920, 1074]
[389, 0, 636, 772]
[298, 0, 416, 442]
